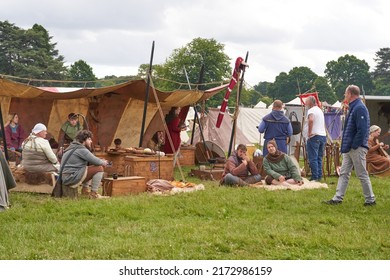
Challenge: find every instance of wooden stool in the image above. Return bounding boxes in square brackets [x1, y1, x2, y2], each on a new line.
[61, 185, 78, 198]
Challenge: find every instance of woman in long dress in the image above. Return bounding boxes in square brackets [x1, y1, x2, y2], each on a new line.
[366, 125, 390, 175]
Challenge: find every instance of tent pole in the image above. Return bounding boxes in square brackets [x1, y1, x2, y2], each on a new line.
[228, 51, 249, 157]
[139, 41, 155, 147]
[0, 105, 9, 161]
[148, 74, 186, 182]
[184, 65, 211, 160]
[190, 64, 205, 145]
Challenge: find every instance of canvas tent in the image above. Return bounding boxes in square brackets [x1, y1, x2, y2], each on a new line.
[189, 106, 272, 152]
[254, 100, 267, 108]
[0, 77, 226, 150]
[235, 107, 271, 145]
[189, 108, 252, 152]
[364, 96, 390, 145]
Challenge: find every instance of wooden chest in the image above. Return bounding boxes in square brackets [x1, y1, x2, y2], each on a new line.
[178, 145, 196, 166]
[246, 144, 256, 160]
[95, 151, 126, 176]
[189, 168, 224, 181]
[102, 176, 146, 196]
[124, 155, 174, 182]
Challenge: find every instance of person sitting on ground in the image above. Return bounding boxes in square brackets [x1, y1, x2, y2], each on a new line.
[366, 125, 390, 174]
[263, 140, 303, 186]
[147, 131, 165, 151]
[4, 113, 26, 153]
[60, 130, 109, 199]
[220, 144, 262, 187]
[21, 123, 60, 173]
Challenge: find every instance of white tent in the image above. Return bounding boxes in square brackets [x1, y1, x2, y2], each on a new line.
[332, 101, 342, 108]
[254, 101, 267, 108]
[236, 107, 271, 145]
[285, 97, 302, 106]
[189, 108, 252, 152]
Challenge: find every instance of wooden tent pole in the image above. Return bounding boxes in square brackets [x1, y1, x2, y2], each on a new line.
[0, 105, 9, 161]
[228, 51, 248, 157]
[139, 41, 155, 147]
[148, 73, 186, 182]
[190, 64, 204, 145]
[184, 65, 211, 160]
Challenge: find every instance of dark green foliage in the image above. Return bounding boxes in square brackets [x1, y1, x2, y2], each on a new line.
[325, 55, 373, 99]
[0, 21, 67, 83]
[267, 67, 319, 102]
[68, 60, 97, 87]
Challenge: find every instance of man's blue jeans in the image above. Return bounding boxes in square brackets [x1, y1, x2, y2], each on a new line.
[307, 135, 326, 180]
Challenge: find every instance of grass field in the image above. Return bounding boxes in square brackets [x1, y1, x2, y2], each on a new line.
[1, 166, 389, 260]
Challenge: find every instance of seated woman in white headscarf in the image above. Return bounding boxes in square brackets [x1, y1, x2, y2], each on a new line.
[367, 125, 390, 175]
[21, 123, 60, 173]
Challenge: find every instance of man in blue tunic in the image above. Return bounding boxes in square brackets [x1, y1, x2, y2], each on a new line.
[258, 100, 293, 156]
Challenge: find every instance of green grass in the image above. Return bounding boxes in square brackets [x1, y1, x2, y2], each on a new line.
[1, 166, 389, 260]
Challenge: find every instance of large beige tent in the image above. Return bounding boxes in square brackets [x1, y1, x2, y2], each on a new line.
[0, 77, 226, 149]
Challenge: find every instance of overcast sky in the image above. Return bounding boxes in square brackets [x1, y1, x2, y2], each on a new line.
[2, 0, 390, 86]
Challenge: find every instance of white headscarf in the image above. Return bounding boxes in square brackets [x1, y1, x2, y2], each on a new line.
[32, 123, 47, 134]
[369, 125, 380, 134]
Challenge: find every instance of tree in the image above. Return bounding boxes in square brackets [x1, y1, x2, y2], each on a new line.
[138, 38, 232, 108]
[0, 21, 21, 76]
[373, 47, 390, 82]
[313, 76, 338, 103]
[324, 54, 373, 99]
[372, 48, 390, 96]
[154, 38, 231, 90]
[267, 67, 318, 102]
[68, 59, 97, 87]
[254, 81, 272, 96]
[0, 21, 67, 83]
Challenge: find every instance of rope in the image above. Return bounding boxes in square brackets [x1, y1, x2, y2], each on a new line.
[1, 73, 228, 92]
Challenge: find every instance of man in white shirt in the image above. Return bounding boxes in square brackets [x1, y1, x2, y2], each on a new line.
[305, 96, 327, 181]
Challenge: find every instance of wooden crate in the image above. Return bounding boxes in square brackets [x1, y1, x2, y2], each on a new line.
[189, 168, 223, 181]
[246, 144, 256, 160]
[178, 145, 196, 166]
[95, 151, 126, 176]
[102, 176, 146, 196]
[124, 155, 174, 182]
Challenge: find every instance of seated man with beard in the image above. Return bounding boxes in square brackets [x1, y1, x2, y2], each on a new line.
[60, 130, 109, 199]
[220, 144, 262, 187]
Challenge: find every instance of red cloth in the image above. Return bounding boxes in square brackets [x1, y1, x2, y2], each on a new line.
[163, 116, 181, 154]
[298, 92, 321, 108]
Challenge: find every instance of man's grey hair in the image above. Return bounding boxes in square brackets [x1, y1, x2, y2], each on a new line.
[307, 96, 317, 105]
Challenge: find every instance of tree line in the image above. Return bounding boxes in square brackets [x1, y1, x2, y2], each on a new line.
[1, 20, 390, 108]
